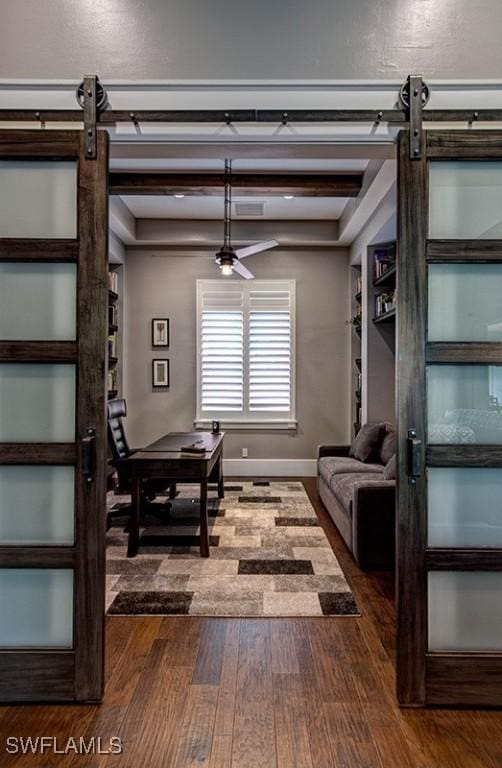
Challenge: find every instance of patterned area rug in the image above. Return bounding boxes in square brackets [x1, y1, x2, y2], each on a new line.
[106, 481, 359, 617]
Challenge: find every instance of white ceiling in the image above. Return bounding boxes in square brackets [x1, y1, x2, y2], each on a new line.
[108, 150, 399, 247]
[121, 195, 351, 220]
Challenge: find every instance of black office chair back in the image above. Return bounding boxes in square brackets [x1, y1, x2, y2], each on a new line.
[107, 399, 131, 490]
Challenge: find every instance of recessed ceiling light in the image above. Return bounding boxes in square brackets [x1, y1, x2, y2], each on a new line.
[283, 194, 294, 200]
[174, 193, 185, 199]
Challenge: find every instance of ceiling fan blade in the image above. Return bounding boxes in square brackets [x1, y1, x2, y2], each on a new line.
[235, 240, 279, 260]
[232, 260, 255, 279]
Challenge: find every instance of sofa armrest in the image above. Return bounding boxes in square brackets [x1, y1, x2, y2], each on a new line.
[352, 482, 395, 570]
[318, 444, 351, 459]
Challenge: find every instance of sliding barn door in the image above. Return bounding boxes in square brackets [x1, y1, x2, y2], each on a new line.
[0, 130, 108, 702]
[397, 129, 502, 706]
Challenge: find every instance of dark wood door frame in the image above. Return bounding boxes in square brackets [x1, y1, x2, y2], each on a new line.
[397, 128, 502, 707]
[396, 128, 428, 706]
[0, 129, 108, 703]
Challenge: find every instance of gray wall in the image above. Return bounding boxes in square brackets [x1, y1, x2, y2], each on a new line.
[123, 248, 350, 459]
[1, 0, 501, 80]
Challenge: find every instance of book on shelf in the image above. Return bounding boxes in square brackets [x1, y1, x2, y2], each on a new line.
[108, 369, 117, 391]
[375, 291, 396, 317]
[373, 248, 395, 279]
[109, 304, 118, 326]
[108, 271, 119, 293]
[108, 334, 117, 358]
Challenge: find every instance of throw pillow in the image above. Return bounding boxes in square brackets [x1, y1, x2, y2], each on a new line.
[383, 453, 396, 480]
[379, 423, 396, 465]
[350, 422, 384, 463]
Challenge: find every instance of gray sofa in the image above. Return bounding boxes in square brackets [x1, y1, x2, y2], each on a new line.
[317, 424, 395, 570]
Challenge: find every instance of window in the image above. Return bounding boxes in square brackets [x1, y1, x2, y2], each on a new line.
[196, 279, 296, 428]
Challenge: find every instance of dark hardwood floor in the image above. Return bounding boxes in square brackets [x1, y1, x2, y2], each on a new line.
[1, 477, 501, 767]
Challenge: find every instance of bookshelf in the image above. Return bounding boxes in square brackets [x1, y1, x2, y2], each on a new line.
[107, 264, 123, 489]
[357, 239, 396, 427]
[351, 266, 362, 434]
[107, 269, 121, 400]
[371, 241, 396, 324]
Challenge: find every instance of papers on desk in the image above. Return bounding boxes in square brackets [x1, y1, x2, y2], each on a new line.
[180, 440, 206, 455]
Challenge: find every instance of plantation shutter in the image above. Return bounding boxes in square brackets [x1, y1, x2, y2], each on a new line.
[248, 288, 292, 412]
[199, 286, 244, 413]
[197, 280, 295, 424]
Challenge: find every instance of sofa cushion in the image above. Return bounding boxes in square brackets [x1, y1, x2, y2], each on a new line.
[383, 453, 396, 480]
[379, 423, 396, 465]
[318, 456, 383, 486]
[350, 422, 385, 462]
[330, 472, 389, 516]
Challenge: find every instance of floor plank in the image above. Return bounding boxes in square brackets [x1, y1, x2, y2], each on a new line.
[231, 619, 276, 768]
[208, 621, 240, 768]
[273, 672, 314, 768]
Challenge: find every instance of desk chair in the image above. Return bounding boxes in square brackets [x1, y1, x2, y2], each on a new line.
[107, 399, 175, 529]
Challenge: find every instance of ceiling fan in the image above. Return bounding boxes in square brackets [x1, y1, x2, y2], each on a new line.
[215, 159, 278, 279]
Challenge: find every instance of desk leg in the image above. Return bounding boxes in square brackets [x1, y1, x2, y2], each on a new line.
[217, 454, 225, 499]
[200, 478, 210, 558]
[128, 474, 141, 558]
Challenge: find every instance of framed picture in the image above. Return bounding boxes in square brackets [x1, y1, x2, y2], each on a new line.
[152, 359, 170, 388]
[152, 318, 170, 347]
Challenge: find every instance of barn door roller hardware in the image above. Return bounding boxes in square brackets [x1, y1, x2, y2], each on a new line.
[76, 75, 108, 159]
[8, 72, 502, 128]
[399, 75, 430, 160]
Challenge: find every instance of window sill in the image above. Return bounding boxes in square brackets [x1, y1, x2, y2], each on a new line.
[194, 419, 298, 431]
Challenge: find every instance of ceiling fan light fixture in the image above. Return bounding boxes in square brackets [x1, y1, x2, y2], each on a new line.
[174, 193, 185, 199]
[283, 194, 294, 200]
[215, 246, 235, 276]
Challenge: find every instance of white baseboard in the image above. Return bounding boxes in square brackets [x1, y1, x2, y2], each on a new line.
[223, 459, 317, 477]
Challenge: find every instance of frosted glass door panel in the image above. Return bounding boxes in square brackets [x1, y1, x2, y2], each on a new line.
[0, 569, 73, 648]
[428, 264, 502, 341]
[0, 364, 75, 442]
[427, 364, 502, 444]
[0, 161, 77, 238]
[0, 466, 74, 544]
[429, 161, 502, 238]
[0, 263, 76, 341]
[428, 468, 502, 547]
[429, 572, 502, 651]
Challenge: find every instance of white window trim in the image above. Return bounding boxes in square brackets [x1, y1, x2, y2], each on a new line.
[194, 418, 298, 431]
[196, 279, 296, 430]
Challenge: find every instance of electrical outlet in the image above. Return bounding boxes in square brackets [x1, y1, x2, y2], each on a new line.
[241, 447, 248, 458]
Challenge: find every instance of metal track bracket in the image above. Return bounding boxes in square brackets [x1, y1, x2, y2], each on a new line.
[399, 74, 430, 160]
[76, 75, 107, 159]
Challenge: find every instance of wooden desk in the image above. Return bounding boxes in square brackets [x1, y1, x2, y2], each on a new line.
[127, 432, 224, 558]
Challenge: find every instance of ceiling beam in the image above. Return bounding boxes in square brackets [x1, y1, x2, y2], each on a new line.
[109, 172, 363, 198]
